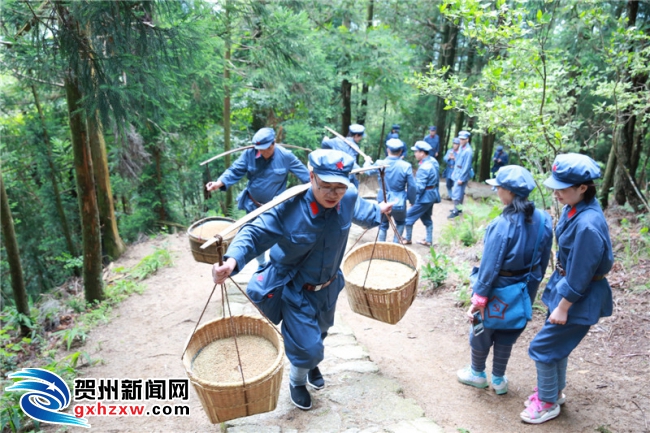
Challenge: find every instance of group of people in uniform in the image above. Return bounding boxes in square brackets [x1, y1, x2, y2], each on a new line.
[205, 126, 613, 426]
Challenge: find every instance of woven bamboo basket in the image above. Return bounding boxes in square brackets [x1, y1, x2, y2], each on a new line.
[187, 217, 237, 265]
[342, 242, 420, 325]
[182, 315, 284, 424]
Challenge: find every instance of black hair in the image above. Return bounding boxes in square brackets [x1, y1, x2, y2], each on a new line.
[421, 150, 430, 155]
[502, 195, 535, 223]
[387, 148, 403, 156]
[575, 181, 596, 203]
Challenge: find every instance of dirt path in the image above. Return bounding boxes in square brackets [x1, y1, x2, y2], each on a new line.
[46, 184, 649, 432]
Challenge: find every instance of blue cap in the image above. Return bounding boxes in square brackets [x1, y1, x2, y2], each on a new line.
[429, 126, 437, 131]
[392, 124, 400, 130]
[496, 145, 504, 151]
[386, 138, 404, 152]
[543, 153, 601, 190]
[349, 124, 366, 137]
[252, 127, 275, 150]
[459, 131, 471, 139]
[308, 149, 354, 187]
[486, 165, 536, 197]
[411, 141, 432, 152]
[452, 138, 460, 145]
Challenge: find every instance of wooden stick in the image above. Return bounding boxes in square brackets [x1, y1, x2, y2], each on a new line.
[325, 126, 373, 163]
[200, 145, 254, 166]
[200, 183, 311, 249]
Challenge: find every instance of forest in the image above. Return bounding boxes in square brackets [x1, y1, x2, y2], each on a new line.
[1, 0, 650, 365]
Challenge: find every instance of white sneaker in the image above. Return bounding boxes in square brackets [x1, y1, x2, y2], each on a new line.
[457, 366, 488, 389]
[491, 375, 508, 395]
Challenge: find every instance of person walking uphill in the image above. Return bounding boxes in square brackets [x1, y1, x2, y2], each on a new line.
[211, 149, 393, 411]
[449, 131, 473, 219]
[401, 141, 440, 246]
[522, 153, 613, 425]
[206, 127, 310, 269]
[457, 165, 552, 396]
[322, 123, 367, 187]
[370, 138, 416, 243]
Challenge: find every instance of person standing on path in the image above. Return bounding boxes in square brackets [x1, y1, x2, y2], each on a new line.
[423, 126, 439, 158]
[522, 153, 613, 425]
[322, 123, 367, 187]
[442, 138, 460, 200]
[457, 165, 552, 396]
[384, 124, 407, 158]
[211, 149, 393, 411]
[206, 127, 310, 269]
[491, 145, 509, 177]
[401, 141, 440, 246]
[449, 131, 473, 219]
[370, 138, 416, 243]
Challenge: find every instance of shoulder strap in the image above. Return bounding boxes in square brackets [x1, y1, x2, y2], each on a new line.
[525, 209, 546, 283]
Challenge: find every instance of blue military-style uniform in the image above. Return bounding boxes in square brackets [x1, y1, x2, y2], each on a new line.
[403, 141, 440, 244]
[459, 165, 552, 392]
[423, 126, 440, 158]
[217, 138, 310, 213]
[223, 150, 382, 376]
[527, 153, 613, 408]
[321, 124, 366, 188]
[491, 146, 509, 176]
[371, 139, 416, 242]
[443, 139, 460, 197]
[451, 136, 473, 204]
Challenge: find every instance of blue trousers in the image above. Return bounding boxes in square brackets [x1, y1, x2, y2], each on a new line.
[280, 275, 344, 369]
[405, 202, 433, 227]
[451, 182, 467, 203]
[379, 208, 406, 231]
[446, 178, 454, 197]
[529, 320, 590, 364]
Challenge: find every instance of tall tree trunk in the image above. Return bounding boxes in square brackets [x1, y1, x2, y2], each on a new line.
[64, 76, 104, 303]
[0, 169, 30, 335]
[30, 84, 77, 260]
[599, 143, 617, 208]
[341, 79, 352, 136]
[88, 112, 126, 261]
[479, 133, 495, 182]
[613, 0, 643, 209]
[223, 1, 233, 214]
[434, 18, 460, 153]
[152, 145, 168, 221]
[357, 0, 374, 126]
[376, 99, 388, 161]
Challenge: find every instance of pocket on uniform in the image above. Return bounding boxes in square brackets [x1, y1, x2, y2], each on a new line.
[273, 168, 287, 176]
[246, 270, 285, 325]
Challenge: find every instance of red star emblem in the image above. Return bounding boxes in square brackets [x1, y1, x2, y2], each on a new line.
[552, 164, 557, 172]
[336, 160, 344, 170]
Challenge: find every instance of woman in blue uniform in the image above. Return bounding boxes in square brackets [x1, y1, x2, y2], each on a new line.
[522, 153, 613, 424]
[212, 149, 392, 411]
[457, 165, 552, 396]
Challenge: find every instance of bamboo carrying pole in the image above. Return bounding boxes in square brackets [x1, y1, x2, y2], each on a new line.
[200, 144, 312, 166]
[324, 126, 373, 163]
[199, 164, 387, 250]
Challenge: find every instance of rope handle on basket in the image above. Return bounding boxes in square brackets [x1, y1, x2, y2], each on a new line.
[361, 168, 417, 289]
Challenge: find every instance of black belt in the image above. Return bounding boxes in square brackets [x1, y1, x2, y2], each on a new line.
[303, 275, 336, 292]
[247, 192, 263, 208]
[426, 186, 435, 190]
[499, 266, 538, 277]
[556, 262, 607, 281]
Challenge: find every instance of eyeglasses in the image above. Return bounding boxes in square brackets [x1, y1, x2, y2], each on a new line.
[314, 175, 348, 195]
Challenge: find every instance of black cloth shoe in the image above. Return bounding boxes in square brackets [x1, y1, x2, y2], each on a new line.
[448, 210, 460, 219]
[289, 384, 312, 410]
[307, 366, 325, 390]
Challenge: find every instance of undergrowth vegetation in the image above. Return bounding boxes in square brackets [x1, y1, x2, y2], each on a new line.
[0, 245, 173, 432]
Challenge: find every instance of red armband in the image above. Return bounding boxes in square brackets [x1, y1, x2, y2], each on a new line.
[471, 294, 488, 307]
